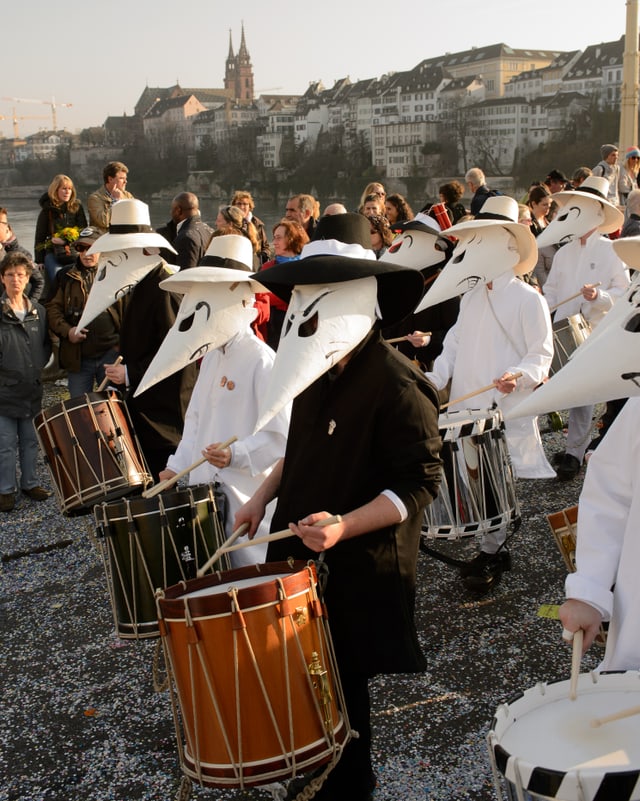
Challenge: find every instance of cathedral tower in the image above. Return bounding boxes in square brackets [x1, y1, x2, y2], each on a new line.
[224, 24, 254, 103]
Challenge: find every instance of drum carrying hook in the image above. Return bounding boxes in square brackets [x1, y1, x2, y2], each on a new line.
[308, 651, 333, 730]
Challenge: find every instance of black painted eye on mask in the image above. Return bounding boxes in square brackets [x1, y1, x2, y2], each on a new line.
[179, 301, 211, 332]
[298, 311, 318, 337]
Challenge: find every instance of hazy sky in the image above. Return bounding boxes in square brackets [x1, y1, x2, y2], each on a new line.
[1, 0, 631, 138]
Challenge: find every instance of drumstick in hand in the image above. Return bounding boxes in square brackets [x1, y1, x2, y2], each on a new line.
[441, 372, 523, 410]
[142, 436, 238, 499]
[569, 628, 584, 701]
[385, 331, 432, 344]
[97, 355, 123, 392]
[217, 514, 343, 557]
[549, 282, 602, 313]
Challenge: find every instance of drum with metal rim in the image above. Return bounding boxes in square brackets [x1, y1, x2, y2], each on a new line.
[488, 671, 640, 801]
[156, 561, 351, 788]
[34, 390, 151, 515]
[551, 314, 591, 375]
[95, 483, 227, 639]
[423, 407, 520, 540]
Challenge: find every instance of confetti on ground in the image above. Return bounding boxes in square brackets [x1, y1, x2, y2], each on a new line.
[1, 384, 600, 801]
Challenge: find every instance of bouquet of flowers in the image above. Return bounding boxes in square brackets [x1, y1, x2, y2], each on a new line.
[55, 226, 81, 244]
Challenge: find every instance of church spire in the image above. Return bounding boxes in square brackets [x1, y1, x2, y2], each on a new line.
[238, 21, 249, 59]
[227, 28, 235, 60]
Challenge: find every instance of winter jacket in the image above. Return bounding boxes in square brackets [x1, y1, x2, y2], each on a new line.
[34, 193, 88, 266]
[0, 293, 51, 417]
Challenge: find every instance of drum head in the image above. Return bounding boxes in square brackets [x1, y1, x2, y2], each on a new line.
[489, 672, 640, 801]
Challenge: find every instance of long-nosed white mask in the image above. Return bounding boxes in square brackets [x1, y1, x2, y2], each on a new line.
[134, 270, 261, 397]
[253, 276, 378, 432]
[379, 214, 451, 272]
[535, 200, 605, 248]
[76, 248, 167, 330]
[415, 225, 521, 312]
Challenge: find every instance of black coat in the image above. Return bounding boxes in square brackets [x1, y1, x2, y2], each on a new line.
[173, 215, 214, 270]
[268, 331, 442, 676]
[118, 264, 197, 477]
[34, 193, 87, 266]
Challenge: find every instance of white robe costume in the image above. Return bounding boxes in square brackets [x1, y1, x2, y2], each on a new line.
[426, 271, 555, 480]
[166, 329, 290, 567]
[565, 397, 640, 671]
[542, 233, 629, 327]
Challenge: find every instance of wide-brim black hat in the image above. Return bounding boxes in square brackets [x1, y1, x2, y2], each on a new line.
[254, 213, 424, 326]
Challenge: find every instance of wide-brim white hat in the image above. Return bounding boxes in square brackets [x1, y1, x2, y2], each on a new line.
[612, 235, 640, 270]
[440, 195, 537, 276]
[88, 199, 176, 254]
[550, 175, 623, 234]
[160, 266, 266, 295]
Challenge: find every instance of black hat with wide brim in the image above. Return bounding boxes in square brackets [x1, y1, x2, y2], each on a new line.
[253, 212, 424, 326]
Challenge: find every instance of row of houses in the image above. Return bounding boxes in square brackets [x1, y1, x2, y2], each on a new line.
[0, 33, 634, 177]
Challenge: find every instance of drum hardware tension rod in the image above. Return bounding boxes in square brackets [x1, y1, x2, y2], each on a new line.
[441, 372, 523, 410]
[143, 436, 238, 499]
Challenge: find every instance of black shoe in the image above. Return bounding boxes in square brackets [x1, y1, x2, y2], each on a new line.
[556, 453, 581, 481]
[463, 561, 506, 593]
[459, 549, 511, 578]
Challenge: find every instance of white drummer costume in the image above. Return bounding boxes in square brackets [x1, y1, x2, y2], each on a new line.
[565, 396, 640, 670]
[536, 176, 628, 472]
[138, 235, 290, 567]
[422, 196, 555, 481]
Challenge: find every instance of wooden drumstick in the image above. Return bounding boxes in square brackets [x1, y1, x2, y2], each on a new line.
[440, 372, 523, 410]
[217, 514, 343, 556]
[142, 436, 238, 499]
[590, 704, 640, 728]
[569, 628, 584, 701]
[196, 522, 249, 577]
[549, 282, 602, 313]
[97, 355, 123, 392]
[385, 331, 432, 344]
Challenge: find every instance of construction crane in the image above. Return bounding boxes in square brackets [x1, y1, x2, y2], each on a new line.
[2, 95, 72, 131]
[0, 108, 48, 138]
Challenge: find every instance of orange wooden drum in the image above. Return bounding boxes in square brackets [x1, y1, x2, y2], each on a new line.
[156, 561, 351, 788]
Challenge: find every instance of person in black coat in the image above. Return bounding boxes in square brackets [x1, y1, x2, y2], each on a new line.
[168, 192, 213, 270]
[236, 214, 442, 801]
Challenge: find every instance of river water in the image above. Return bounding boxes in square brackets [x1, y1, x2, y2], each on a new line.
[2, 195, 309, 257]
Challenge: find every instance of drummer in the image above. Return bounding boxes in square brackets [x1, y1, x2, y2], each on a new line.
[151, 235, 290, 567]
[45, 226, 125, 396]
[235, 213, 442, 801]
[422, 195, 555, 592]
[536, 175, 628, 480]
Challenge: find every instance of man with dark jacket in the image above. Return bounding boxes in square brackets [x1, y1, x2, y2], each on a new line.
[45, 227, 124, 396]
[169, 192, 213, 270]
[465, 167, 494, 215]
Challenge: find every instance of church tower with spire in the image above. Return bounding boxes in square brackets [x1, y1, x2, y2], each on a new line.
[224, 24, 254, 104]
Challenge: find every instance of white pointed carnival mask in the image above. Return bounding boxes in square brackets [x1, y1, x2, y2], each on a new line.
[535, 200, 605, 248]
[379, 213, 450, 271]
[254, 277, 378, 431]
[506, 273, 640, 420]
[76, 248, 167, 330]
[415, 226, 520, 312]
[134, 269, 262, 397]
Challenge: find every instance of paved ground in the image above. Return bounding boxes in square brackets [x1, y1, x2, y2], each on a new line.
[1, 380, 596, 801]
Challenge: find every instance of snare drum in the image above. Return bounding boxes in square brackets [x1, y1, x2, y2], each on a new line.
[34, 390, 151, 515]
[423, 407, 520, 539]
[95, 484, 227, 639]
[488, 671, 640, 801]
[551, 314, 591, 375]
[157, 561, 351, 788]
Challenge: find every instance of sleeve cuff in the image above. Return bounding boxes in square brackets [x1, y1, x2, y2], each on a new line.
[381, 489, 408, 522]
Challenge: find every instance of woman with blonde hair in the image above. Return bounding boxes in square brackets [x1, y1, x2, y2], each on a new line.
[34, 174, 87, 287]
[215, 204, 260, 268]
[358, 181, 385, 211]
[230, 190, 270, 263]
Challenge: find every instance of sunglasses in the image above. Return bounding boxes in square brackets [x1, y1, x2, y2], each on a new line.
[75, 243, 93, 253]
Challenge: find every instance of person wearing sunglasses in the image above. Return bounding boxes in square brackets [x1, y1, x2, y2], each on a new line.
[45, 227, 125, 397]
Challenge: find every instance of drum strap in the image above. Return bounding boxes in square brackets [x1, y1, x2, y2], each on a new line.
[485, 286, 525, 363]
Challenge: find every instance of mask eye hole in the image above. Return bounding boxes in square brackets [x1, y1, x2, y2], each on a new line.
[97, 265, 108, 281]
[298, 311, 318, 338]
[452, 250, 465, 264]
[179, 312, 195, 332]
[624, 312, 640, 332]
